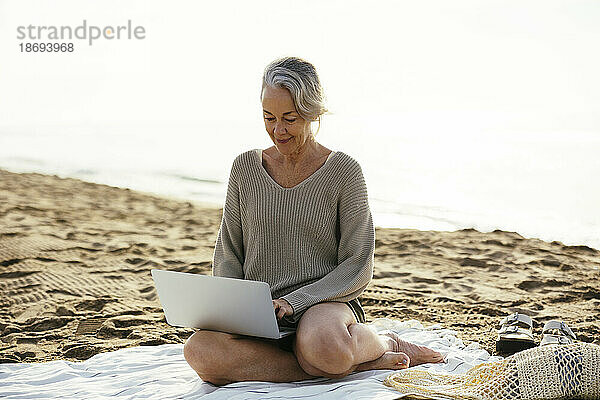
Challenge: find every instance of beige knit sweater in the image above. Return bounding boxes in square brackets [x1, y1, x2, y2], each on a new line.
[213, 149, 375, 323]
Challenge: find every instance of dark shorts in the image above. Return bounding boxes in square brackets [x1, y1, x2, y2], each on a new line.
[274, 298, 366, 353]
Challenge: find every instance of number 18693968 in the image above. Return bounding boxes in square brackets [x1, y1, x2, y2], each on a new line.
[19, 42, 74, 52]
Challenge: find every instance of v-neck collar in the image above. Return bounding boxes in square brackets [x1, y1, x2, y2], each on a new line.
[254, 149, 337, 190]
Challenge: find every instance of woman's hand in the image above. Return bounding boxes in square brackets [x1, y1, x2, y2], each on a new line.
[273, 298, 293, 320]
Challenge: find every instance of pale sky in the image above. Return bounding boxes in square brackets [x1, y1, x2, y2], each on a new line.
[1, 0, 599, 133]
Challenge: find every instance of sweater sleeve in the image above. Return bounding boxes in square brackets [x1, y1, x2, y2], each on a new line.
[281, 162, 375, 322]
[212, 157, 245, 279]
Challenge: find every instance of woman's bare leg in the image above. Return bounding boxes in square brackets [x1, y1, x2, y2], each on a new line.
[294, 302, 443, 377]
[184, 302, 443, 385]
[184, 330, 313, 385]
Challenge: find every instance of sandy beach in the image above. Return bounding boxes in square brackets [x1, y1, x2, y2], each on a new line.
[1, 168, 599, 364]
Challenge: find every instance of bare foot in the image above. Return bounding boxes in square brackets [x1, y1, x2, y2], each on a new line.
[355, 351, 410, 372]
[380, 330, 444, 367]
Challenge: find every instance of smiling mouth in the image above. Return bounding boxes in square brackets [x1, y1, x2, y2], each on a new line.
[276, 137, 292, 144]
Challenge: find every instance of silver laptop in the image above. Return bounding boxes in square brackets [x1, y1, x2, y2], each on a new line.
[151, 269, 295, 339]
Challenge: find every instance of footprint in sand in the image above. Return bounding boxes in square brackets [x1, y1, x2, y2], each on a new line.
[75, 298, 113, 312]
[411, 276, 441, 285]
[164, 259, 184, 265]
[14, 351, 36, 361]
[517, 279, 569, 290]
[373, 271, 411, 279]
[125, 257, 146, 265]
[540, 258, 561, 267]
[432, 296, 465, 304]
[62, 344, 100, 360]
[483, 239, 516, 248]
[138, 338, 168, 346]
[139, 285, 155, 294]
[111, 317, 154, 328]
[460, 257, 488, 268]
[26, 316, 73, 332]
[0, 269, 39, 278]
[97, 323, 133, 339]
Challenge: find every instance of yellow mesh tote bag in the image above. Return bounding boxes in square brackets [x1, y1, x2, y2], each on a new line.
[384, 343, 600, 400]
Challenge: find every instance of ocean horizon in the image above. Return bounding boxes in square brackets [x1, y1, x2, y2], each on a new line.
[2, 122, 599, 250]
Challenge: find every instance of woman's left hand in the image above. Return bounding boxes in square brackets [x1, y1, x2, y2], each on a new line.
[273, 298, 293, 320]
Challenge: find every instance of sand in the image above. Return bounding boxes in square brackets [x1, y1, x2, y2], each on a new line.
[1, 169, 599, 364]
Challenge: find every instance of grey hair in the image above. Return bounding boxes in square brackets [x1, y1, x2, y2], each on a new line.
[261, 56, 328, 134]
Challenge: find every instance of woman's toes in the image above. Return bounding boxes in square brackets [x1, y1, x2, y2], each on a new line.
[357, 351, 410, 371]
[379, 352, 410, 368]
[387, 352, 410, 368]
[379, 331, 443, 366]
[403, 343, 443, 365]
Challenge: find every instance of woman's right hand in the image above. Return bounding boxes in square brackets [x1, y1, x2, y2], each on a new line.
[273, 298, 293, 320]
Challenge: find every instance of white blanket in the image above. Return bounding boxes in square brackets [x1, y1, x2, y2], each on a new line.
[0, 319, 501, 399]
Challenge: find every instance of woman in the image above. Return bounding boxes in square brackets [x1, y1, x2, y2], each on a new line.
[183, 56, 443, 386]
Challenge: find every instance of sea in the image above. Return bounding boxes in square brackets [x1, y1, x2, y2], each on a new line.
[1, 119, 599, 250]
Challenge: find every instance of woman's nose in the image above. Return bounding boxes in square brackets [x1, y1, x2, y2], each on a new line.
[274, 121, 287, 135]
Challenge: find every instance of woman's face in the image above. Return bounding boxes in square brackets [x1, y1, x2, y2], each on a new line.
[262, 86, 312, 156]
